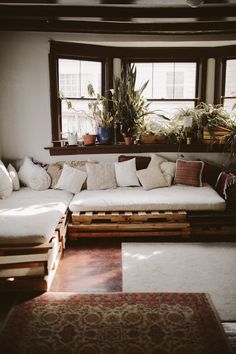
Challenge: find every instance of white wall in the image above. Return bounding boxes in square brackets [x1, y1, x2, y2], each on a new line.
[0, 31, 235, 166]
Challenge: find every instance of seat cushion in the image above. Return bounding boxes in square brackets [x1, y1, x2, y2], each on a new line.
[0, 187, 73, 244]
[69, 184, 225, 212]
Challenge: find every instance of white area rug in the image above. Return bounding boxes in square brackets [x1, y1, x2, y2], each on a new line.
[122, 242, 236, 321]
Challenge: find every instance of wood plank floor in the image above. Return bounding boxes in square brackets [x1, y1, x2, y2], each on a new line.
[51, 238, 122, 292]
[0, 237, 235, 353]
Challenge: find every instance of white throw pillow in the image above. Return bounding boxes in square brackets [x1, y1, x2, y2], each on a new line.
[137, 166, 168, 190]
[0, 160, 13, 199]
[18, 157, 51, 191]
[86, 162, 117, 190]
[114, 158, 140, 187]
[54, 164, 87, 194]
[149, 154, 176, 186]
[7, 163, 20, 191]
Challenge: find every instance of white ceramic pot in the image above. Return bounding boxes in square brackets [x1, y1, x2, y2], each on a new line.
[68, 132, 77, 145]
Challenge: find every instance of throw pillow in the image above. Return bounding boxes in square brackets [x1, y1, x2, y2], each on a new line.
[47, 160, 95, 189]
[148, 154, 176, 186]
[137, 166, 168, 191]
[174, 159, 204, 187]
[118, 155, 151, 170]
[54, 164, 87, 194]
[18, 157, 51, 191]
[86, 162, 117, 190]
[7, 163, 20, 191]
[114, 158, 140, 187]
[0, 160, 13, 199]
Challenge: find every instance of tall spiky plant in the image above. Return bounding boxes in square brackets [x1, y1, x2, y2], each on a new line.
[112, 64, 150, 137]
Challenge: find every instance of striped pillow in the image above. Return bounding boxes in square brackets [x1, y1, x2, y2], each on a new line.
[174, 159, 204, 187]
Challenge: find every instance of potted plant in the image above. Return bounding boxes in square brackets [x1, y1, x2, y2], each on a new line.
[112, 64, 150, 145]
[193, 103, 232, 144]
[138, 115, 166, 144]
[87, 84, 113, 144]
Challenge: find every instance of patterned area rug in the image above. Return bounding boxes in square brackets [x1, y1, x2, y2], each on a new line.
[0, 292, 232, 354]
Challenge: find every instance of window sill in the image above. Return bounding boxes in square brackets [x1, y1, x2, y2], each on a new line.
[45, 143, 226, 156]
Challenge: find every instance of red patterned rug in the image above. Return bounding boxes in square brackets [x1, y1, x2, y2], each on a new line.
[0, 292, 232, 354]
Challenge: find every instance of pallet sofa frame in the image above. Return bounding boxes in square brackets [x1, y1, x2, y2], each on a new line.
[68, 208, 236, 239]
[0, 211, 69, 292]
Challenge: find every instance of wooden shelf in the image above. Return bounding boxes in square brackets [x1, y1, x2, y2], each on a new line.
[45, 143, 226, 156]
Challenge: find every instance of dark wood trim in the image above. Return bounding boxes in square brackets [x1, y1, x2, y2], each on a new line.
[49, 51, 61, 141]
[49, 41, 112, 141]
[0, 4, 235, 19]
[47, 41, 236, 60]
[198, 58, 207, 103]
[45, 143, 226, 156]
[214, 55, 236, 105]
[1, 19, 236, 35]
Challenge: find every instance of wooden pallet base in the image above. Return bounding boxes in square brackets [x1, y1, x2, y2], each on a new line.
[189, 211, 236, 236]
[0, 212, 68, 292]
[69, 211, 190, 239]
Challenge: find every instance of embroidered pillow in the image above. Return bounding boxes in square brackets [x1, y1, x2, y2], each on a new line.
[137, 166, 168, 191]
[174, 159, 204, 187]
[114, 158, 140, 187]
[86, 162, 117, 190]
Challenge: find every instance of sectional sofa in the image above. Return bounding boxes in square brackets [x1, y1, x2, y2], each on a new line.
[0, 154, 235, 291]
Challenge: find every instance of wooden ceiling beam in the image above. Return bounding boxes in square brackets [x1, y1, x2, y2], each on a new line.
[0, 4, 235, 19]
[1, 18, 236, 35]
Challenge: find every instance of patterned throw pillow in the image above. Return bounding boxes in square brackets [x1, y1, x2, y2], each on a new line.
[174, 159, 204, 187]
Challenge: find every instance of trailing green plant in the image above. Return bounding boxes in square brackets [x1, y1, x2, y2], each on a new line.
[87, 84, 113, 128]
[112, 64, 150, 137]
[193, 102, 231, 131]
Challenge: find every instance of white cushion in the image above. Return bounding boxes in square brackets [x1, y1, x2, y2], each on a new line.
[86, 162, 117, 190]
[149, 154, 176, 186]
[0, 187, 73, 244]
[137, 166, 168, 190]
[114, 158, 140, 187]
[18, 157, 51, 191]
[7, 163, 20, 191]
[0, 160, 13, 199]
[54, 164, 87, 194]
[69, 184, 225, 212]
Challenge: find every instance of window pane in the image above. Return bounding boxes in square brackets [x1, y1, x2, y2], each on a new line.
[59, 59, 102, 139]
[225, 59, 236, 97]
[135, 63, 153, 99]
[148, 100, 195, 126]
[223, 98, 236, 115]
[134, 62, 196, 100]
[81, 61, 102, 97]
[59, 59, 102, 98]
[61, 99, 97, 139]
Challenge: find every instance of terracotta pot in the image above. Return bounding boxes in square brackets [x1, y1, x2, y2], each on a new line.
[83, 134, 97, 146]
[140, 134, 156, 144]
[124, 136, 134, 145]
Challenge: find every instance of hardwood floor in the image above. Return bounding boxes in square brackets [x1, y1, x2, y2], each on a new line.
[51, 238, 122, 292]
[0, 237, 236, 352]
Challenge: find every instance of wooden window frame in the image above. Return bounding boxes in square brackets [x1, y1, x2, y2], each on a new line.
[49, 41, 113, 142]
[214, 45, 236, 105]
[48, 42, 236, 155]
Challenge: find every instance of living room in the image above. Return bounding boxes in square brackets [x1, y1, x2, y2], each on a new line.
[0, 1, 236, 353]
